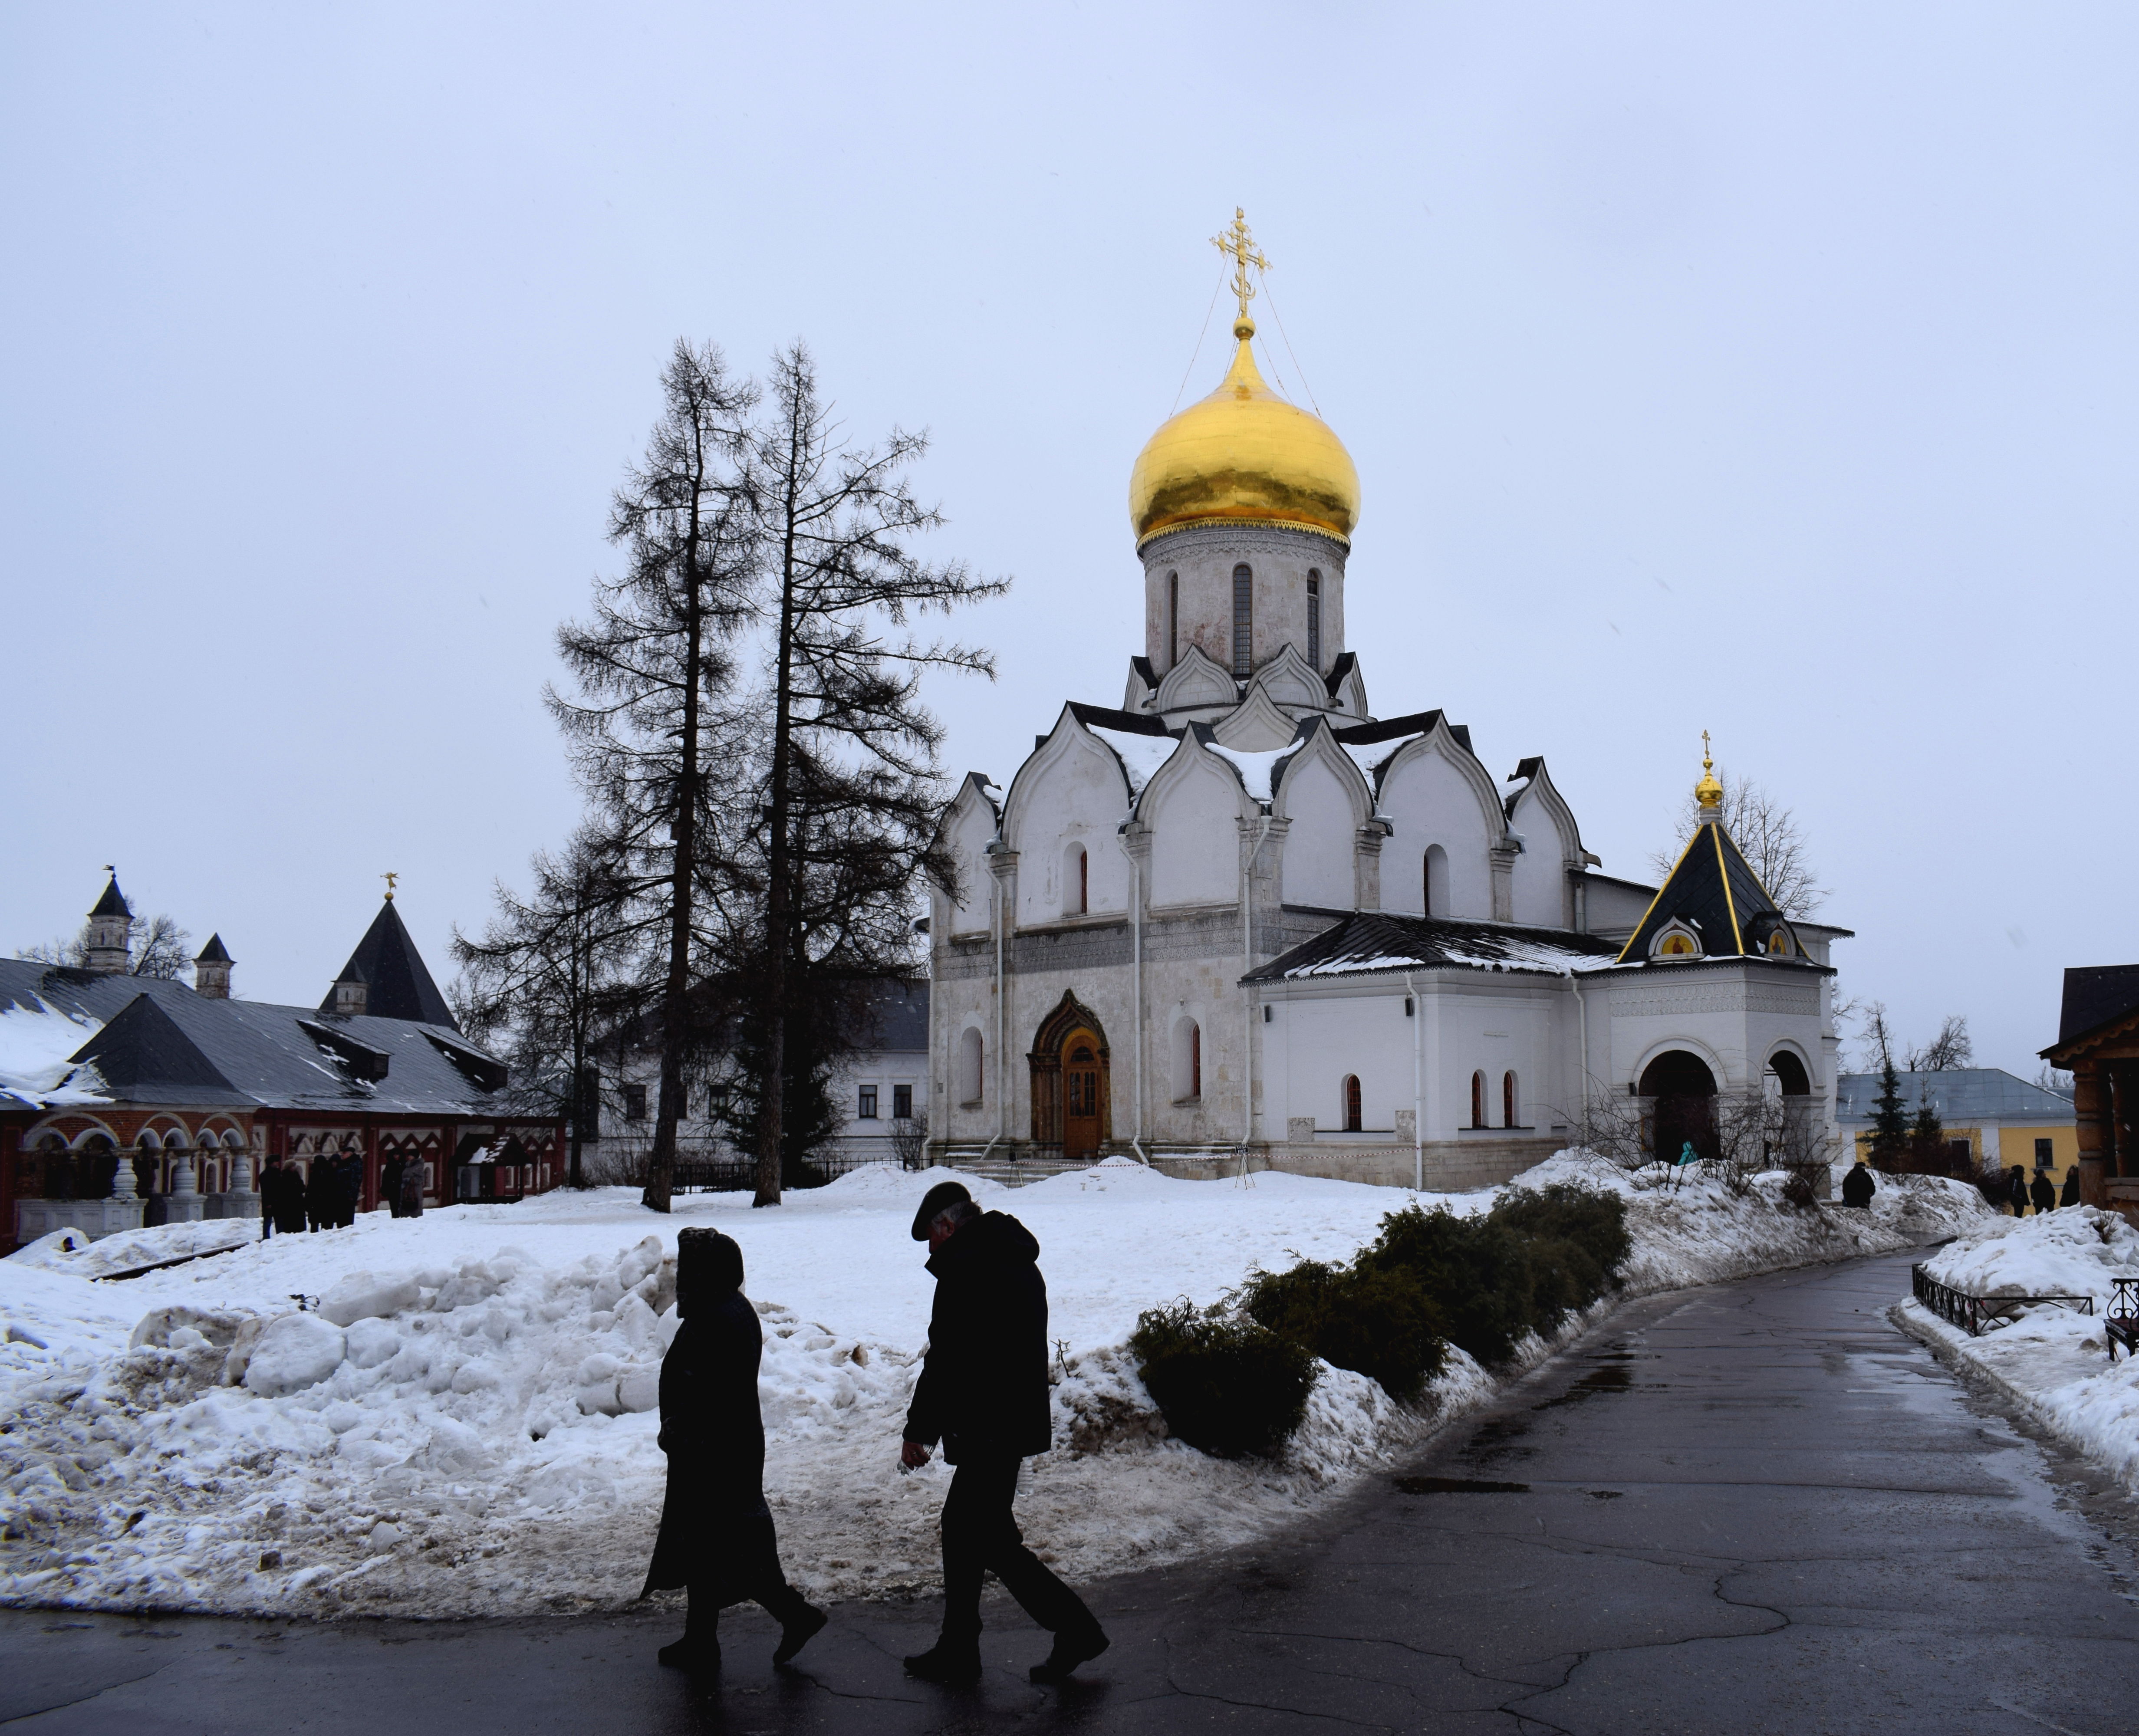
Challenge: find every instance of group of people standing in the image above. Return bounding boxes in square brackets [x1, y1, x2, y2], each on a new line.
[1840, 1155, 2083, 1214]
[644, 1180, 1108, 1687]
[257, 1150, 423, 1236]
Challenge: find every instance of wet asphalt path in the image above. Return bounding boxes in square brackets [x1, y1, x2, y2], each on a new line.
[5, 1247, 2138, 1734]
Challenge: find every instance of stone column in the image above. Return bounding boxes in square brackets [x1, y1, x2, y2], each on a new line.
[2075, 1062, 2108, 1207]
[1354, 822, 1387, 912]
[1490, 841, 1519, 922]
[166, 1149, 207, 1223]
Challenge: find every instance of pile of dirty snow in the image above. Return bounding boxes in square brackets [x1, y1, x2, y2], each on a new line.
[1, 1151, 1986, 1618]
[1508, 1154, 1996, 1295]
[1895, 1206, 2139, 1489]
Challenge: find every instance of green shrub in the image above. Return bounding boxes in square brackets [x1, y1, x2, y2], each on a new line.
[1361, 1184, 1629, 1368]
[1361, 1205, 1538, 1368]
[1129, 1299, 1318, 1458]
[1488, 1184, 1630, 1329]
[1237, 1259, 1447, 1402]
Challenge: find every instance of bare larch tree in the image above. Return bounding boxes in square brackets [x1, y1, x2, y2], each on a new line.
[1651, 769, 1827, 918]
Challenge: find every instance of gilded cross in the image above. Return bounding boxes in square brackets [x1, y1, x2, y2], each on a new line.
[1701, 730, 1712, 774]
[1210, 207, 1270, 323]
[382, 871, 398, 902]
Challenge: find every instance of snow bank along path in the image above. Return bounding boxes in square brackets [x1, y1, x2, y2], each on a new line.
[0, 1155, 1991, 1618]
[1896, 1205, 2139, 1492]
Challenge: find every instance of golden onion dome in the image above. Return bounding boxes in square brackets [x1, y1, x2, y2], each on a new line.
[1129, 318, 1360, 547]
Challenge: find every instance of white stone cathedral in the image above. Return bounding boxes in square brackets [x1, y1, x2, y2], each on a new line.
[925, 226, 1846, 1188]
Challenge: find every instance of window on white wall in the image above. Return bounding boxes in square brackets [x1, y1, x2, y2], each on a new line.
[1063, 842, 1088, 916]
[1503, 1071, 1518, 1128]
[957, 1029, 984, 1105]
[1470, 1071, 1486, 1129]
[1424, 845, 1448, 917]
[858, 1085, 879, 1120]
[893, 1084, 913, 1120]
[1342, 1074, 1362, 1132]
[1172, 1016, 1202, 1101]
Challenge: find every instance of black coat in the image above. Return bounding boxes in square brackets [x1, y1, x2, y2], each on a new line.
[1840, 1164, 1876, 1208]
[902, 1210, 1052, 1464]
[642, 1235, 778, 1600]
[2007, 1169, 2030, 1213]
[2030, 1172, 2057, 1213]
[2062, 1167, 2082, 1207]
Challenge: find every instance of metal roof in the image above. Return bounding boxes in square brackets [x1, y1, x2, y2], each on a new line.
[1833, 1068, 2074, 1126]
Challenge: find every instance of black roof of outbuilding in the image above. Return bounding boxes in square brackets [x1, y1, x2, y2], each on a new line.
[321, 900, 458, 1030]
[89, 875, 130, 919]
[194, 933, 231, 964]
[0, 958, 508, 1116]
[1244, 911, 1621, 984]
[2051, 964, 2139, 1052]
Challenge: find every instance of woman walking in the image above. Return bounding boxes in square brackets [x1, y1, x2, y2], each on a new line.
[643, 1228, 825, 1675]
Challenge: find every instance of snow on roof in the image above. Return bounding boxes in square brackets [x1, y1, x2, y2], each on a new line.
[1208, 743, 1286, 803]
[1835, 1069, 2076, 1125]
[1088, 726, 1180, 799]
[1247, 911, 1624, 984]
[1341, 734, 1424, 789]
[0, 995, 109, 1108]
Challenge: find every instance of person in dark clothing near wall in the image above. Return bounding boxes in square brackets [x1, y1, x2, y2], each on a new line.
[269, 1159, 309, 1236]
[900, 1181, 1107, 1687]
[1840, 1159, 1876, 1209]
[260, 1154, 288, 1239]
[381, 1154, 406, 1219]
[398, 1154, 425, 1218]
[304, 1159, 330, 1232]
[2062, 1165, 2082, 1208]
[2007, 1164, 2031, 1217]
[2030, 1168, 2058, 1215]
[642, 1228, 825, 1675]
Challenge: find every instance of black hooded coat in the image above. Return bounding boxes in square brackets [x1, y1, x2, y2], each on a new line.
[1840, 1163, 1876, 1208]
[642, 1230, 781, 1600]
[903, 1211, 1053, 1464]
[2062, 1166, 2083, 1208]
[2031, 1170, 2058, 1213]
[2007, 1167, 2030, 1214]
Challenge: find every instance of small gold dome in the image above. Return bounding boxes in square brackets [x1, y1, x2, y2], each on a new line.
[1129, 319, 1360, 547]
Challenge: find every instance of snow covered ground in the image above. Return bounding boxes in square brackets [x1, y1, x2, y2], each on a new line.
[1, 1154, 1991, 1618]
[1895, 1205, 2139, 1491]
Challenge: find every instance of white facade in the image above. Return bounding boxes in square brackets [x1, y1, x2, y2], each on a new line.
[925, 342, 1846, 1190]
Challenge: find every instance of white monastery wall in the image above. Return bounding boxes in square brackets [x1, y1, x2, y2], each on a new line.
[1379, 750, 1495, 918]
[1276, 754, 1359, 911]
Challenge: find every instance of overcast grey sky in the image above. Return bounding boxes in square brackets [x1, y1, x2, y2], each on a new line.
[4, 3, 2132, 1075]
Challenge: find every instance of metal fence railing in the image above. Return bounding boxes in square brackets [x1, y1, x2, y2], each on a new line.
[1911, 1263, 2095, 1336]
[2109, 1277, 2139, 1362]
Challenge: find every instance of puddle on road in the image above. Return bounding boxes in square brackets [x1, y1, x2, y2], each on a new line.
[1534, 1363, 1642, 1408]
[1394, 1476, 1531, 1495]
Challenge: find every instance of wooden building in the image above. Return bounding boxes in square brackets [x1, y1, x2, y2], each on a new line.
[2041, 963, 2139, 1223]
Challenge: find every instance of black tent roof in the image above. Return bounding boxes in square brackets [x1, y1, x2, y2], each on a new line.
[68, 994, 250, 1105]
[1617, 823, 1807, 963]
[195, 933, 231, 964]
[89, 875, 130, 919]
[320, 900, 458, 1030]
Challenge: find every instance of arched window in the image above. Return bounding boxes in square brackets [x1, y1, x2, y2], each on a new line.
[1306, 569, 1322, 670]
[1167, 570, 1179, 668]
[957, 1028, 984, 1105]
[1063, 842, 1088, 916]
[1342, 1074, 1362, 1133]
[1471, 1071, 1487, 1129]
[1424, 845, 1448, 917]
[1172, 1016, 1202, 1101]
[1232, 563, 1253, 674]
[1503, 1071, 1518, 1129]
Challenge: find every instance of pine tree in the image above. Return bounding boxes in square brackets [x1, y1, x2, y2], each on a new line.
[452, 832, 638, 1188]
[547, 340, 758, 1212]
[1869, 1058, 1910, 1170]
[711, 987, 842, 1187]
[737, 342, 1007, 1207]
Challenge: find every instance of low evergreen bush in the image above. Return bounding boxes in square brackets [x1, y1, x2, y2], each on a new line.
[1361, 1205, 1539, 1368]
[1489, 1183, 1630, 1330]
[1128, 1299, 1318, 1458]
[1237, 1259, 1447, 1402]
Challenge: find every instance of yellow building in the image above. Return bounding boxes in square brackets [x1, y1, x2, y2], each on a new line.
[1836, 1069, 2076, 1190]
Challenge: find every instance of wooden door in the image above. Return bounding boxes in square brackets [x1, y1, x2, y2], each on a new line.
[1063, 1036, 1102, 1161]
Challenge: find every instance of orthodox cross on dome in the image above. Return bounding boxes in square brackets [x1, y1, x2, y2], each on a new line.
[1695, 732, 1723, 813]
[382, 871, 398, 902]
[1211, 207, 1269, 327]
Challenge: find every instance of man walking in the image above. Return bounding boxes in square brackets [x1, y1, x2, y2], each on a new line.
[2030, 1167, 2058, 1215]
[899, 1180, 1107, 1686]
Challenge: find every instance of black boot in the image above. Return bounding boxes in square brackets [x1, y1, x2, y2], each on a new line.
[904, 1636, 982, 1684]
[1028, 1623, 1109, 1684]
[773, 1602, 828, 1666]
[657, 1635, 721, 1674]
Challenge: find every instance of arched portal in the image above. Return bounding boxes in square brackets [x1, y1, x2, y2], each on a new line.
[1639, 1050, 1718, 1164]
[1029, 991, 1112, 1161]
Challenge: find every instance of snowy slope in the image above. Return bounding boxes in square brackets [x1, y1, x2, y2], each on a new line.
[1895, 1206, 2139, 1490]
[1, 1154, 1990, 1618]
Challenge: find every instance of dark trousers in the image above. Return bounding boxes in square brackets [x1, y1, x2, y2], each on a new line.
[939, 1457, 1094, 1640]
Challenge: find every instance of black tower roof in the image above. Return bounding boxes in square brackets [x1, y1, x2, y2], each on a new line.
[195, 933, 231, 964]
[89, 875, 131, 919]
[320, 900, 458, 1030]
[1618, 822, 1806, 963]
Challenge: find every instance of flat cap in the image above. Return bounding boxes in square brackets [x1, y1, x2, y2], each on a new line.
[911, 1179, 973, 1241]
